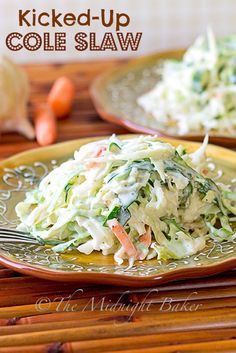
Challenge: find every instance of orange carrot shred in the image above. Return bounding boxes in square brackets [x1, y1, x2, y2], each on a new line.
[107, 219, 138, 258]
[139, 227, 152, 248]
[94, 146, 107, 157]
[87, 146, 107, 168]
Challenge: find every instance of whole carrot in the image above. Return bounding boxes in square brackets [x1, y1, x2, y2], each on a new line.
[34, 104, 57, 146]
[48, 76, 75, 119]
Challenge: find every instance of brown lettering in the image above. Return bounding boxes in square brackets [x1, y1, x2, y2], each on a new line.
[116, 13, 130, 31]
[55, 33, 66, 51]
[77, 9, 90, 26]
[38, 12, 50, 26]
[117, 32, 142, 51]
[100, 33, 117, 51]
[19, 10, 31, 26]
[75, 32, 88, 51]
[43, 33, 54, 51]
[101, 9, 113, 28]
[6, 32, 23, 51]
[52, 9, 63, 27]
[89, 32, 100, 51]
[23, 32, 42, 51]
[64, 13, 76, 26]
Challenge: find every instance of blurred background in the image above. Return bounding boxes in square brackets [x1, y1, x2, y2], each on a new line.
[0, 0, 235, 63]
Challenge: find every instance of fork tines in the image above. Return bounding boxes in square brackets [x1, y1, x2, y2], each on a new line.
[0, 228, 39, 244]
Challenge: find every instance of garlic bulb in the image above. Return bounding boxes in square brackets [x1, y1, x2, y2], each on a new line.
[0, 56, 34, 139]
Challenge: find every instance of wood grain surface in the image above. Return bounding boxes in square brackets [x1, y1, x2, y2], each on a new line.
[0, 60, 127, 159]
[0, 60, 235, 352]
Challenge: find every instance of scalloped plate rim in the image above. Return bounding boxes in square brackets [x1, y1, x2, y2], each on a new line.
[0, 248, 236, 286]
[0, 135, 236, 287]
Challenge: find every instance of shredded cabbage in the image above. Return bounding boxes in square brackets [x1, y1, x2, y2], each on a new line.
[138, 29, 236, 136]
[16, 135, 236, 265]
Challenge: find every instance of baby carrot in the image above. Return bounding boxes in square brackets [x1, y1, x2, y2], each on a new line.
[34, 103, 57, 146]
[48, 76, 75, 119]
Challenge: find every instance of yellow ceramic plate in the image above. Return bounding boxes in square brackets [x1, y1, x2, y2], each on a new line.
[0, 135, 236, 287]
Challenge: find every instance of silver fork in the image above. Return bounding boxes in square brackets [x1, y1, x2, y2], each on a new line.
[0, 228, 40, 244]
[0, 228, 60, 246]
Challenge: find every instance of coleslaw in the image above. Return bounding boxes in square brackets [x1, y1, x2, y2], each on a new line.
[16, 135, 236, 266]
[138, 29, 236, 135]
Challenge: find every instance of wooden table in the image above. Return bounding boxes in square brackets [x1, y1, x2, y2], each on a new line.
[0, 60, 235, 353]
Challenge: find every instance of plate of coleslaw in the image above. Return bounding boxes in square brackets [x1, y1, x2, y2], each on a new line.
[91, 29, 236, 147]
[0, 135, 236, 286]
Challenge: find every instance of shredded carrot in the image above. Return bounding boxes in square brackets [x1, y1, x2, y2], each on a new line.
[94, 146, 107, 157]
[87, 146, 107, 168]
[48, 76, 75, 119]
[107, 219, 138, 258]
[34, 104, 57, 146]
[139, 227, 152, 248]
